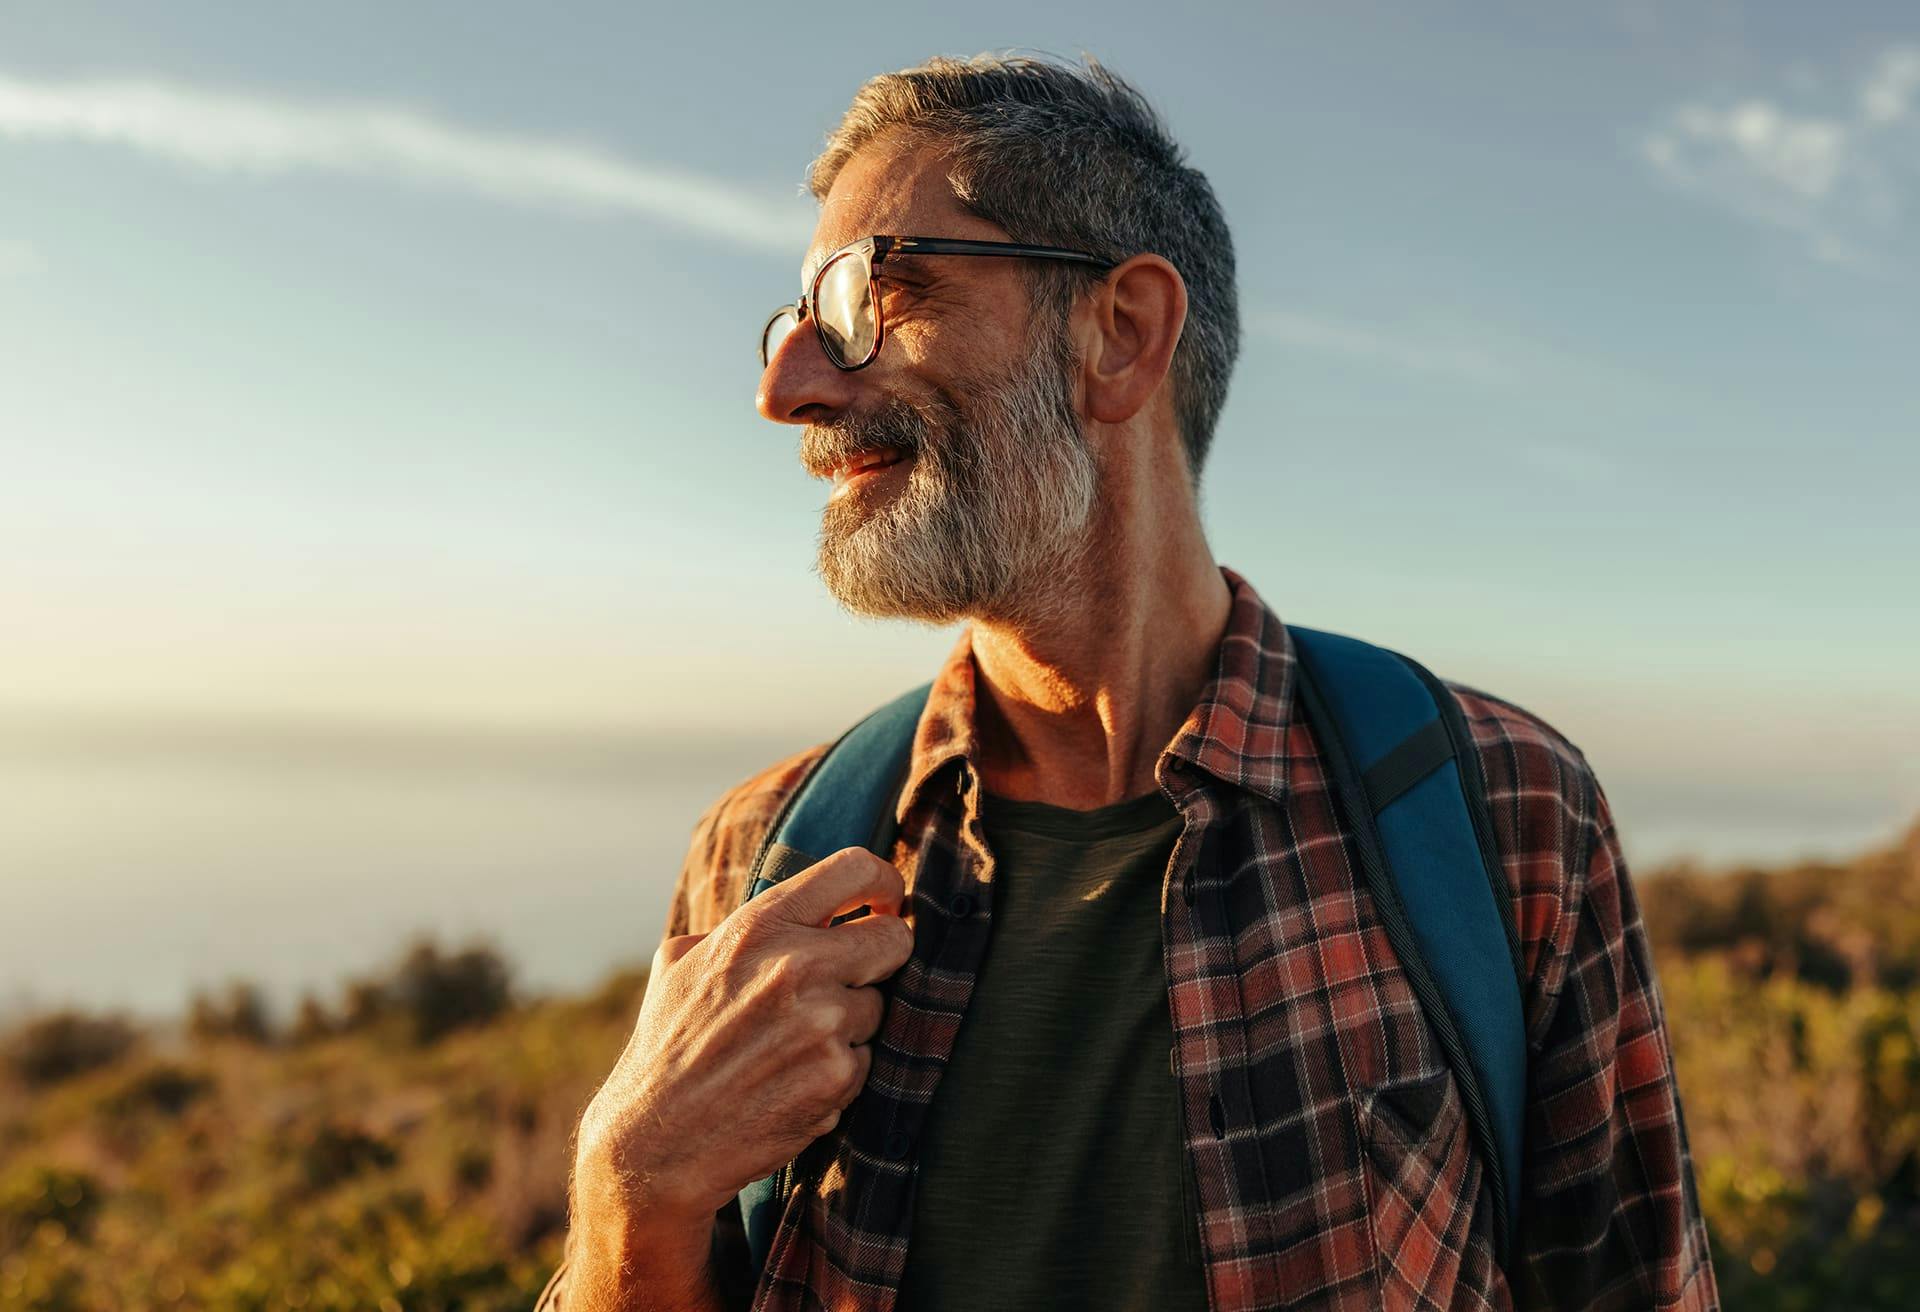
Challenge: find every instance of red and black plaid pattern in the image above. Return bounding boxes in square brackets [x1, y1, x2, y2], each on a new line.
[538, 565, 1718, 1311]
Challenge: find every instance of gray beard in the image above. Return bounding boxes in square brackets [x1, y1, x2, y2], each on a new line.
[812, 335, 1100, 630]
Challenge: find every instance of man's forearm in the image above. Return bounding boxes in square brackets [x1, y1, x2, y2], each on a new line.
[556, 1208, 732, 1312]
[551, 1145, 737, 1312]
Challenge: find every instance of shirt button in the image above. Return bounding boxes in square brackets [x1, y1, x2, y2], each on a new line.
[884, 1130, 914, 1160]
[1168, 1045, 1177, 1076]
[1208, 1093, 1226, 1139]
[948, 892, 975, 919]
[1182, 873, 1196, 906]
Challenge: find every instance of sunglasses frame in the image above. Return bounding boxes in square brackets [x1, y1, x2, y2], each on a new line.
[759, 234, 1120, 371]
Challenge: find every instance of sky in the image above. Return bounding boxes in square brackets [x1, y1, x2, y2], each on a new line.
[2, 2, 1918, 1010]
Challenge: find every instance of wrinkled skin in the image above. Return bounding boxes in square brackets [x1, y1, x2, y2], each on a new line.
[573, 848, 913, 1230]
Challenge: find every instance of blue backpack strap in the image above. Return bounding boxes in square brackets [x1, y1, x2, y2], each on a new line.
[734, 680, 932, 1283]
[1288, 625, 1527, 1265]
[729, 634, 1529, 1273]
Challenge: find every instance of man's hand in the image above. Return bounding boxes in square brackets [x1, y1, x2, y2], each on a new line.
[568, 848, 914, 1293]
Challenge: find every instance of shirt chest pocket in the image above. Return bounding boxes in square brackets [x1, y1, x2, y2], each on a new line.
[1356, 1066, 1497, 1310]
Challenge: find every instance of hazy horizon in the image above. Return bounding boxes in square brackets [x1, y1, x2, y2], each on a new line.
[6, 697, 1914, 1022]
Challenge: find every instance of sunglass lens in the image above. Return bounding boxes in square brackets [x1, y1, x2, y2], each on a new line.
[761, 307, 800, 367]
[814, 250, 877, 366]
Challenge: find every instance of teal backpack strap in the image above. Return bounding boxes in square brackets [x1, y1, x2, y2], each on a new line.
[727, 630, 1529, 1278]
[1288, 625, 1527, 1265]
[734, 681, 932, 1283]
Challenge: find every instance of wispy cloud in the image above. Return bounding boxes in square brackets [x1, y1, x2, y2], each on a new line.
[1641, 45, 1920, 264]
[0, 73, 812, 251]
[1861, 47, 1920, 126]
[1249, 309, 1508, 383]
[0, 237, 42, 278]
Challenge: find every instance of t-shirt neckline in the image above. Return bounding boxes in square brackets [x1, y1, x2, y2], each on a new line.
[978, 787, 1180, 841]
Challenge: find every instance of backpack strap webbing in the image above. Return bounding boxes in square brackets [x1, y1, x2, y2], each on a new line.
[1288, 624, 1527, 1265]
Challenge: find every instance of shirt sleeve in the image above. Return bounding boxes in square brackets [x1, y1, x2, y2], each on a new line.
[1512, 766, 1720, 1310]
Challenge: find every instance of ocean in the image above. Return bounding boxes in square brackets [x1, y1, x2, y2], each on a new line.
[4, 716, 1911, 1020]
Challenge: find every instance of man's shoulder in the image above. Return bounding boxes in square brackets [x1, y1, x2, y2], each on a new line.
[1437, 677, 1608, 984]
[667, 739, 835, 937]
[1441, 678, 1599, 816]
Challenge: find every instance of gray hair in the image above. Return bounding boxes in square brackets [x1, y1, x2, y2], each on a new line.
[809, 53, 1240, 486]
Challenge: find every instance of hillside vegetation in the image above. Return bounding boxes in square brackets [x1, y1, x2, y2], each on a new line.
[0, 943, 637, 1310]
[1642, 817, 1920, 1309]
[3, 820, 1917, 1310]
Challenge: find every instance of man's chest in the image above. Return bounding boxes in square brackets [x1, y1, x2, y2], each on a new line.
[759, 761, 1511, 1311]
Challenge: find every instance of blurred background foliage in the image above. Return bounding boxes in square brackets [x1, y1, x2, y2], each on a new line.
[1643, 816, 1920, 1309]
[0, 937, 643, 1310]
[3, 818, 1917, 1309]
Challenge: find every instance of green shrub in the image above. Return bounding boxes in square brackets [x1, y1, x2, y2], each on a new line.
[329, 937, 515, 1046]
[0, 1164, 102, 1250]
[187, 981, 274, 1044]
[2, 1010, 138, 1087]
[290, 992, 336, 1044]
[390, 940, 514, 1045]
[98, 1061, 215, 1121]
[451, 1144, 493, 1193]
[294, 1122, 400, 1193]
[186, 1181, 554, 1312]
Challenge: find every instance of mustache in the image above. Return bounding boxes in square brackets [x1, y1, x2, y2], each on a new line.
[800, 401, 930, 480]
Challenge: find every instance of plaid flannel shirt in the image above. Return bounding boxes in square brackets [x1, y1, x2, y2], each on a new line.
[538, 565, 1718, 1311]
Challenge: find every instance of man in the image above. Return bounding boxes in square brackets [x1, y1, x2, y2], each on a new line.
[539, 54, 1718, 1312]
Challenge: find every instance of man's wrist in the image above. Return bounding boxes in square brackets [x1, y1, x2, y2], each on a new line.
[567, 1157, 726, 1311]
[566, 1203, 724, 1312]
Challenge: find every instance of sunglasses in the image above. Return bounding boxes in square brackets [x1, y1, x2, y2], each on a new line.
[758, 235, 1118, 371]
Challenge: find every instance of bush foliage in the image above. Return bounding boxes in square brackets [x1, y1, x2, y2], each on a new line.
[1, 822, 1915, 1307]
[186, 983, 274, 1046]
[2, 1013, 139, 1090]
[1645, 817, 1920, 1309]
[0, 934, 603, 1310]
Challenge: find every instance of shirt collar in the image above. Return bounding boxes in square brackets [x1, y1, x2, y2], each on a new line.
[892, 563, 1298, 826]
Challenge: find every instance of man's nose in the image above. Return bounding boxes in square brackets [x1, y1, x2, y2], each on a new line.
[756, 318, 859, 425]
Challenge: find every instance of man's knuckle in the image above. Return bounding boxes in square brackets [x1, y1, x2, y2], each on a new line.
[859, 925, 910, 977]
[839, 1047, 871, 1100]
[757, 951, 808, 1001]
[816, 847, 865, 876]
[845, 1068, 868, 1103]
[871, 856, 905, 895]
[708, 913, 756, 965]
[810, 1001, 846, 1037]
[819, 1042, 857, 1091]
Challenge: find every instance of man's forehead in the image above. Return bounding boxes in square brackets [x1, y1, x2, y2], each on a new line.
[799, 138, 999, 285]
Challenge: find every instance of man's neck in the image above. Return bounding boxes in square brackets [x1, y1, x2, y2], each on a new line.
[967, 512, 1231, 811]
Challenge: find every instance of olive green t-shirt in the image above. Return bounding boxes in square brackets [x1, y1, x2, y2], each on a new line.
[894, 787, 1209, 1312]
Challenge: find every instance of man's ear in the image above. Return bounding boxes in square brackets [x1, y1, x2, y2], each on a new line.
[1080, 253, 1188, 426]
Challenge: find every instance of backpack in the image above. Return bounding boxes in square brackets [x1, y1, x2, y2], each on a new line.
[732, 626, 1528, 1278]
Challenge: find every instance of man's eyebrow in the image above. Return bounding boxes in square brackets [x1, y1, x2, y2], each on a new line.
[794, 248, 946, 291]
[879, 260, 939, 286]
